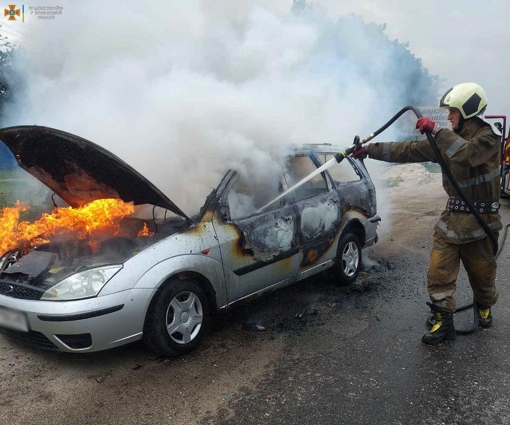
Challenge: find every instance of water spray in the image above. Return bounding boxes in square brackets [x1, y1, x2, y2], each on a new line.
[257, 136, 362, 212]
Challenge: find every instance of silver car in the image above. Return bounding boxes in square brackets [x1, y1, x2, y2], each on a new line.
[0, 126, 380, 356]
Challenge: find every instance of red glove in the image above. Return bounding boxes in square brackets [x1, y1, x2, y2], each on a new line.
[351, 146, 368, 160]
[416, 117, 436, 134]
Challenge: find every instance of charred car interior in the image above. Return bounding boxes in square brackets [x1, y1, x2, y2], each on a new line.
[0, 126, 379, 356]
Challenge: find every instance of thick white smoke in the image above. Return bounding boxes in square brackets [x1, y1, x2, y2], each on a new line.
[5, 1, 422, 216]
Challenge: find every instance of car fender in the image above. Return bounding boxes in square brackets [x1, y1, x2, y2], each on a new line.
[131, 254, 227, 308]
[337, 212, 369, 247]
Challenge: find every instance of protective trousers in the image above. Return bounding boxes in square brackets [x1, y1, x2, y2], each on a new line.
[427, 231, 498, 312]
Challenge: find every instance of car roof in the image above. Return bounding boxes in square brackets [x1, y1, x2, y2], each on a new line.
[296, 143, 348, 155]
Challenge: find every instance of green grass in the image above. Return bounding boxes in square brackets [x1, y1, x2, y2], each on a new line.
[0, 180, 25, 207]
[0, 168, 25, 180]
[0, 178, 54, 221]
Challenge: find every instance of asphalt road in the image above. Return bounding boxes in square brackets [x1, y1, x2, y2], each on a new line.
[2, 175, 510, 425]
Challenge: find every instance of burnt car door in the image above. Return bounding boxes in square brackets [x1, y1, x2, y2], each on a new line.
[317, 152, 378, 246]
[320, 153, 376, 216]
[213, 171, 300, 302]
[284, 154, 343, 280]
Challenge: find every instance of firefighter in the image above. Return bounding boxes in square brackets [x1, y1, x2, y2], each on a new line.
[352, 82, 502, 344]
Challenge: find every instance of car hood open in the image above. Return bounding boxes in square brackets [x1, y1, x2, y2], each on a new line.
[0, 125, 191, 221]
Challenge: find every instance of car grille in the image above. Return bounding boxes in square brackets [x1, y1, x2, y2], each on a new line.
[0, 328, 58, 351]
[0, 281, 44, 300]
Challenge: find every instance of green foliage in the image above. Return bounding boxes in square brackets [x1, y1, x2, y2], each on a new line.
[0, 180, 22, 207]
[0, 35, 21, 169]
[0, 177, 54, 222]
[0, 34, 21, 117]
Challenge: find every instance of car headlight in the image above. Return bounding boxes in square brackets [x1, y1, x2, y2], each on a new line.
[41, 265, 123, 301]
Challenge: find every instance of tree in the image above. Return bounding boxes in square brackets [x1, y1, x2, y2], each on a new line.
[0, 34, 20, 169]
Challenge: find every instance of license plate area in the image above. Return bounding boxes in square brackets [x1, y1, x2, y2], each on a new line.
[0, 306, 29, 332]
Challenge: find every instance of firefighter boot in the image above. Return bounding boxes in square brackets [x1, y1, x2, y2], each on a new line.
[478, 305, 493, 328]
[422, 304, 456, 345]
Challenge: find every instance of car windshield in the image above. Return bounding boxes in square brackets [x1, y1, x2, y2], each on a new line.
[227, 172, 282, 219]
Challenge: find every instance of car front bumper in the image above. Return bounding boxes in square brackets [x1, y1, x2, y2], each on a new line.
[0, 288, 156, 353]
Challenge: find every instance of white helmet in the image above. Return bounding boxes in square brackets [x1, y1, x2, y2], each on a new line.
[439, 82, 488, 119]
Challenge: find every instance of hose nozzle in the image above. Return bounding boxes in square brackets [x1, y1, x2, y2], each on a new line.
[334, 135, 361, 162]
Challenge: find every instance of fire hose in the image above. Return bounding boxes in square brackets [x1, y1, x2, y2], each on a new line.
[353, 105, 503, 334]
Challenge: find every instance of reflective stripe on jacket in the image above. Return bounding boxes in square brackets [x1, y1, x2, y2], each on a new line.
[366, 117, 502, 244]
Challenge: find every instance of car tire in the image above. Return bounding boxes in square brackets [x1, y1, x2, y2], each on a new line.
[143, 279, 210, 357]
[329, 233, 362, 285]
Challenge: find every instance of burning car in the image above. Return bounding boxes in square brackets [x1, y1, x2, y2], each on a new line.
[0, 126, 380, 356]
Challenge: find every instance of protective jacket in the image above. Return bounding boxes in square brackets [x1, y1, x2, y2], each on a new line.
[366, 117, 502, 244]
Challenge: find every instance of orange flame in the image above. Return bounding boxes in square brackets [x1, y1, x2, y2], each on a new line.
[137, 222, 154, 237]
[0, 198, 147, 253]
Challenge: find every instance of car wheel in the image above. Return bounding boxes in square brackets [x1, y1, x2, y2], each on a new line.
[143, 279, 210, 357]
[329, 233, 362, 285]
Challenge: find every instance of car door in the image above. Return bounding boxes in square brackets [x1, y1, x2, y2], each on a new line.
[213, 171, 300, 302]
[319, 153, 376, 217]
[284, 154, 343, 280]
[317, 152, 379, 246]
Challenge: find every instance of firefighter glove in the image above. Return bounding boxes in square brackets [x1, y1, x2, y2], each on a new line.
[351, 146, 368, 160]
[416, 117, 441, 135]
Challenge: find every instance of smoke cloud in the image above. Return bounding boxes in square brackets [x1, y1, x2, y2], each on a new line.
[3, 1, 438, 216]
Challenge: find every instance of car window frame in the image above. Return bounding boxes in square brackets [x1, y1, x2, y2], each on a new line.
[218, 171, 292, 222]
[282, 152, 334, 203]
[312, 153, 365, 190]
